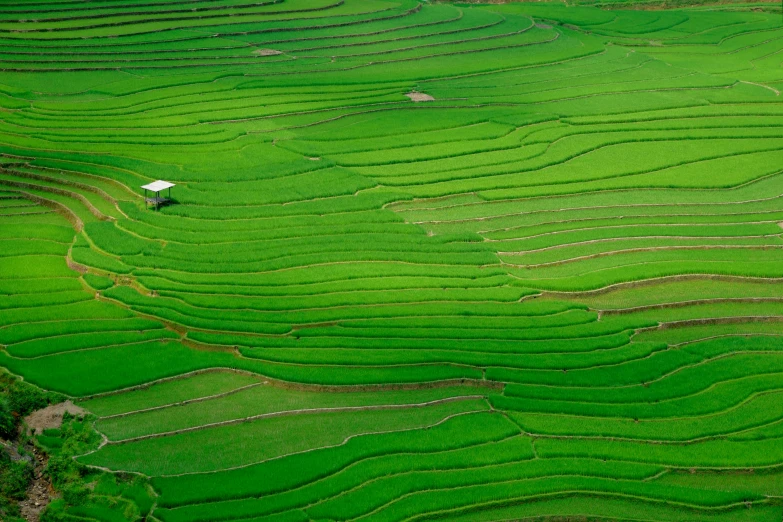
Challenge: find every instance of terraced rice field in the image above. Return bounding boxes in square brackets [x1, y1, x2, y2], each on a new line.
[1, 0, 783, 519]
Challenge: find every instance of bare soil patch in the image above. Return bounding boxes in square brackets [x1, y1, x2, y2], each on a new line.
[253, 48, 282, 56]
[25, 401, 86, 435]
[406, 91, 434, 102]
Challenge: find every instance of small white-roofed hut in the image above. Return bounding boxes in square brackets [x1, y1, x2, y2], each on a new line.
[142, 180, 175, 210]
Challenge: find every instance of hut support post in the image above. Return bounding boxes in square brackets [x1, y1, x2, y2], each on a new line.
[141, 181, 175, 211]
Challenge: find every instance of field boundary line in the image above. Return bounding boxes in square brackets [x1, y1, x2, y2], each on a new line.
[351, 475, 754, 522]
[77, 366, 503, 401]
[490, 222, 783, 243]
[478, 209, 783, 236]
[3, 0, 335, 35]
[4, 338, 175, 361]
[96, 381, 264, 420]
[404, 489, 764, 522]
[538, 273, 783, 298]
[181, 409, 489, 477]
[0, 177, 111, 223]
[512, 390, 783, 445]
[8, 0, 285, 25]
[5, 189, 83, 231]
[600, 298, 783, 315]
[170, 433, 528, 510]
[505, 244, 783, 268]
[739, 80, 780, 96]
[105, 395, 488, 444]
[0, 2, 421, 47]
[2, 166, 118, 206]
[396, 169, 783, 216]
[669, 333, 783, 349]
[4, 327, 166, 347]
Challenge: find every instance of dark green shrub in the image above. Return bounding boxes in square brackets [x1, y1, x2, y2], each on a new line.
[0, 402, 15, 439]
[0, 450, 32, 502]
[7, 382, 48, 418]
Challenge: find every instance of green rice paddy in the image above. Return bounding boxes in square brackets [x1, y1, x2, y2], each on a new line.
[1, 0, 783, 519]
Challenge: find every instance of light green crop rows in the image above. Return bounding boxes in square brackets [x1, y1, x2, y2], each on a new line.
[1, 0, 783, 520]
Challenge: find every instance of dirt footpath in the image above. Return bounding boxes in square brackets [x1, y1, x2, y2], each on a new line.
[18, 401, 87, 521]
[18, 446, 51, 522]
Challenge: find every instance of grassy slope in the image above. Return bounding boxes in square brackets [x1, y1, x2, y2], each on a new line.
[0, 0, 782, 520]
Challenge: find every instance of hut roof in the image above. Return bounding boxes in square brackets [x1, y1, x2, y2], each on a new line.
[141, 180, 175, 192]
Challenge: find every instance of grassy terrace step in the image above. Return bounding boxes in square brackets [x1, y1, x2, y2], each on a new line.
[94, 384, 489, 440]
[77, 370, 264, 416]
[152, 410, 519, 505]
[447, 495, 781, 522]
[79, 397, 490, 475]
[156, 436, 534, 521]
[1, 0, 783, 520]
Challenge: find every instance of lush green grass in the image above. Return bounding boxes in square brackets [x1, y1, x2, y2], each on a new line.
[0, 0, 782, 520]
[77, 371, 263, 417]
[79, 398, 490, 475]
[94, 384, 492, 440]
[152, 411, 520, 506]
